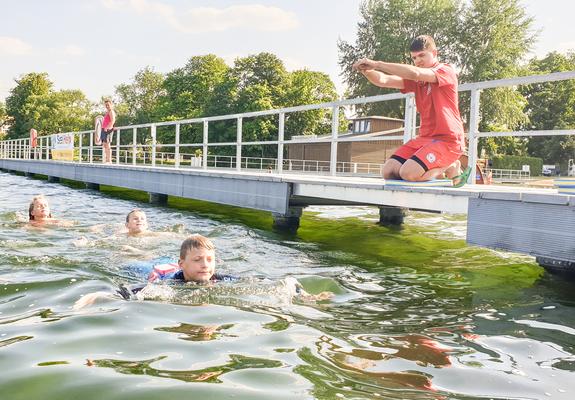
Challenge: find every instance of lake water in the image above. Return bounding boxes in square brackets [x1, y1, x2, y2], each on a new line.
[0, 170, 574, 399]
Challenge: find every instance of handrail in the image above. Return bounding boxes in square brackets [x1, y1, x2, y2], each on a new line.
[1, 70, 575, 183]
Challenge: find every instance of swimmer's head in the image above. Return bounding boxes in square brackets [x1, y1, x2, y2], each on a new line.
[29, 195, 52, 221]
[179, 234, 216, 282]
[125, 209, 148, 235]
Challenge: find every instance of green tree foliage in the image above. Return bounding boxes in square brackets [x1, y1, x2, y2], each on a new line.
[3, 53, 340, 160]
[5, 73, 53, 138]
[282, 70, 340, 139]
[521, 52, 575, 167]
[24, 90, 93, 135]
[206, 53, 290, 156]
[0, 101, 10, 138]
[160, 55, 229, 148]
[162, 55, 229, 120]
[115, 67, 166, 126]
[5, 73, 93, 138]
[338, 0, 536, 156]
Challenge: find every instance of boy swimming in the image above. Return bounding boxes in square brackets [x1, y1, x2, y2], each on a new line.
[73, 234, 331, 309]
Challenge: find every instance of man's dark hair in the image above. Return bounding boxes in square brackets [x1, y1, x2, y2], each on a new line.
[410, 35, 436, 52]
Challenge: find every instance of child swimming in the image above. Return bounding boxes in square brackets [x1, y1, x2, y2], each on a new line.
[28, 195, 73, 227]
[73, 234, 332, 309]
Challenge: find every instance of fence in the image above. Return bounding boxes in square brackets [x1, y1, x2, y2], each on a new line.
[2, 70, 575, 184]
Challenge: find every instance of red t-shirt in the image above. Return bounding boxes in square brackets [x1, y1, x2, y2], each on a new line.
[401, 63, 464, 148]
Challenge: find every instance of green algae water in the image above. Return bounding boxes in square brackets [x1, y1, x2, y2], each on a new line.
[0, 170, 574, 400]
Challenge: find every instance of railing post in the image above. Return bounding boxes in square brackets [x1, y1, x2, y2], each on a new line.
[132, 128, 137, 165]
[78, 133, 83, 163]
[468, 89, 482, 185]
[116, 129, 120, 165]
[236, 117, 242, 172]
[45, 136, 50, 160]
[277, 112, 285, 174]
[151, 125, 156, 167]
[330, 105, 339, 176]
[403, 93, 416, 143]
[175, 123, 180, 168]
[203, 120, 208, 170]
[89, 128, 93, 163]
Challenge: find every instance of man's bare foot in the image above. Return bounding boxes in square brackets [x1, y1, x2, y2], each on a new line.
[444, 159, 461, 179]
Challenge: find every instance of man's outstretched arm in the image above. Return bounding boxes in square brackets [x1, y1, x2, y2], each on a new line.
[354, 58, 437, 83]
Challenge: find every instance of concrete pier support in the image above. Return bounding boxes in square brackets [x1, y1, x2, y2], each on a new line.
[24, 172, 35, 178]
[149, 192, 168, 205]
[378, 206, 407, 226]
[272, 206, 303, 233]
[536, 256, 575, 275]
[47, 176, 60, 183]
[85, 182, 100, 190]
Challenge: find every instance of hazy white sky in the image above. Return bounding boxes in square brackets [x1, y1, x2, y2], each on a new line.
[0, 0, 573, 103]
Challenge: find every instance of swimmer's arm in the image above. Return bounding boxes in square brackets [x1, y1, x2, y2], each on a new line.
[72, 284, 146, 310]
[72, 291, 120, 310]
[286, 277, 334, 302]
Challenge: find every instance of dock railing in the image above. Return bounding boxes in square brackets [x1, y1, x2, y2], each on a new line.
[1, 70, 575, 184]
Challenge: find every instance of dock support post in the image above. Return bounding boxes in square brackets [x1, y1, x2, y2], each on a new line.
[149, 192, 168, 205]
[47, 176, 60, 183]
[85, 182, 100, 190]
[536, 256, 575, 275]
[272, 206, 303, 233]
[24, 172, 34, 178]
[378, 206, 407, 226]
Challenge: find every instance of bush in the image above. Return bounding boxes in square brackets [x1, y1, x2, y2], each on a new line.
[491, 155, 543, 175]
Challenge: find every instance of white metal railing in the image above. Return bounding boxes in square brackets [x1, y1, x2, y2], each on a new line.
[1, 70, 575, 184]
[485, 168, 530, 181]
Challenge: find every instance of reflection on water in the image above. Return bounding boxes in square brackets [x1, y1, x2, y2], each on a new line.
[0, 171, 574, 400]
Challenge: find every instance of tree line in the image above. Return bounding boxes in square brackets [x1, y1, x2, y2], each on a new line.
[1, 0, 574, 164]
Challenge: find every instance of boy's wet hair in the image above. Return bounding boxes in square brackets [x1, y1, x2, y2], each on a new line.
[180, 234, 215, 259]
[125, 208, 145, 223]
[410, 35, 436, 52]
[29, 194, 52, 220]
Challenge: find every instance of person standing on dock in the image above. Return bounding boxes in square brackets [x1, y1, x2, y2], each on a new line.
[353, 35, 470, 186]
[100, 99, 116, 164]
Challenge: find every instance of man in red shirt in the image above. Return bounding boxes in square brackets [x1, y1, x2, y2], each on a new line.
[353, 35, 469, 185]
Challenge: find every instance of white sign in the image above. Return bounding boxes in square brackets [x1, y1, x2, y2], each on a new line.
[51, 133, 75, 161]
[522, 165, 530, 172]
[51, 133, 74, 150]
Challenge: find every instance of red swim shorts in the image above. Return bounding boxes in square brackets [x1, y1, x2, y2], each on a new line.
[390, 136, 463, 171]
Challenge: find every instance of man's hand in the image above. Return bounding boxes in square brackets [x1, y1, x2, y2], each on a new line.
[353, 58, 378, 72]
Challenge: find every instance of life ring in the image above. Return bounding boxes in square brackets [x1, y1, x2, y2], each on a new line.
[123, 256, 180, 281]
[94, 116, 103, 145]
[29, 128, 38, 148]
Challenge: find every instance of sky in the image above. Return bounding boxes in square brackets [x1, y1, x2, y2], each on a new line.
[0, 0, 573, 104]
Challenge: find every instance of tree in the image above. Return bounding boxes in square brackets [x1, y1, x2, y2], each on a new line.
[0, 101, 10, 138]
[206, 53, 290, 157]
[162, 54, 229, 120]
[5, 72, 53, 138]
[282, 70, 340, 139]
[521, 51, 575, 167]
[115, 66, 166, 126]
[338, 0, 537, 156]
[20, 90, 93, 135]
